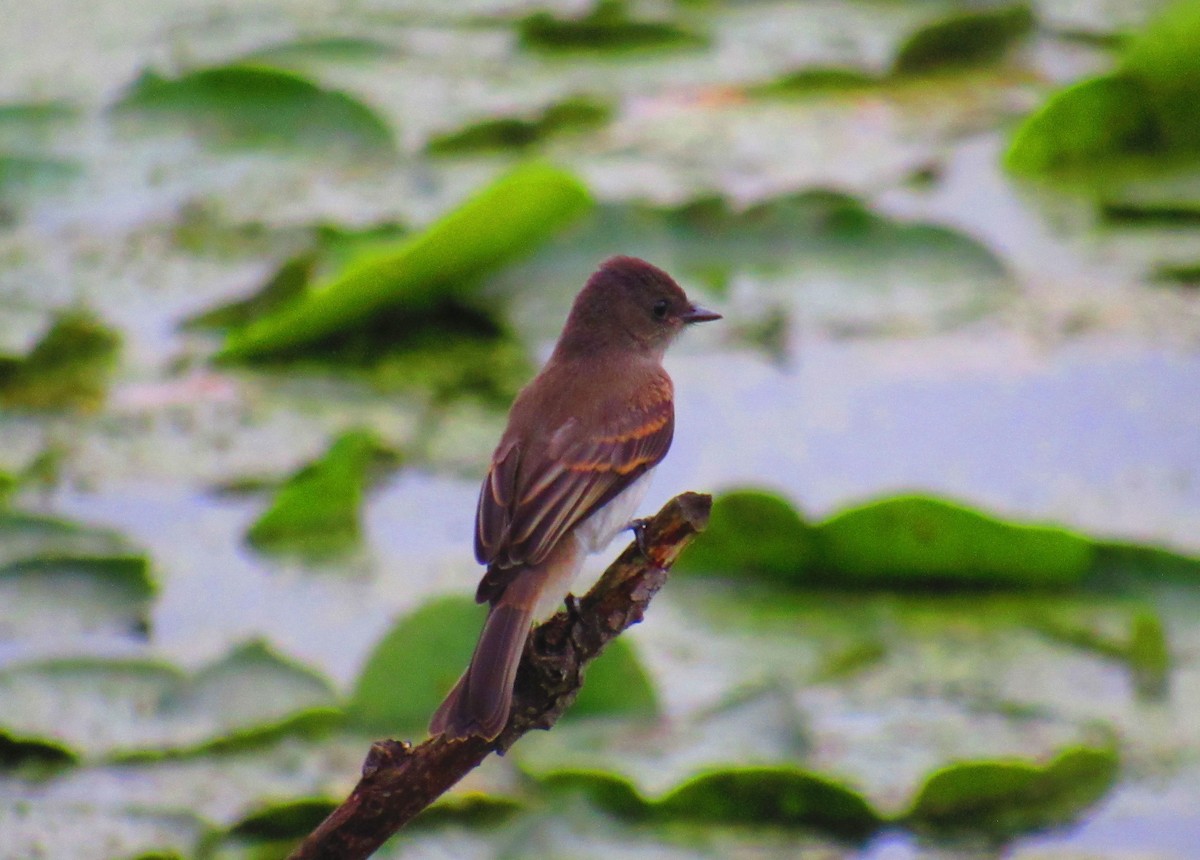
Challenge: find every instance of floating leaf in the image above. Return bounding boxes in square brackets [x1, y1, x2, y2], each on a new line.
[893, 4, 1034, 75]
[676, 489, 819, 583]
[1006, 0, 1200, 173]
[246, 429, 394, 558]
[492, 191, 1009, 329]
[349, 594, 660, 734]
[818, 495, 1095, 588]
[812, 638, 888, 682]
[0, 511, 153, 642]
[657, 767, 881, 838]
[749, 67, 879, 97]
[539, 770, 654, 818]
[0, 311, 120, 411]
[906, 745, 1119, 837]
[410, 793, 523, 829]
[680, 490, 1098, 588]
[427, 96, 611, 154]
[0, 641, 337, 759]
[1129, 610, 1171, 700]
[0, 154, 81, 197]
[182, 254, 316, 331]
[517, 0, 707, 53]
[1092, 541, 1200, 581]
[0, 730, 76, 771]
[348, 596, 483, 735]
[242, 37, 400, 68]
[541, 766, 879, 838]
[1005, 74, 1164, 174]
[0, 100, 78, 133]
[228, 798, 338, 840]
[1152, 261, 1200, 284]
[184, 218, 538, 403]
[364, 322, 533, 405]
[217, 162, 592, 361]
[112, 64, 394, 155]
[566, 638, 658, 721]
[1121, 0, 1200, 151]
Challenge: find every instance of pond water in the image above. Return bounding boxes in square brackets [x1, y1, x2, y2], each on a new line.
[2, 1, 1199, 858]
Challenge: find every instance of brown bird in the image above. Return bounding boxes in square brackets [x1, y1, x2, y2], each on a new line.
[428, 256, 720, 740]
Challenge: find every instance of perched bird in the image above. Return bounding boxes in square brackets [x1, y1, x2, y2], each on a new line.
[429, 256, 720, 740]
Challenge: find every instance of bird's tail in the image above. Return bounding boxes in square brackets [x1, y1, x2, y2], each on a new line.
[428, 590, 535, 741]
[430, 538, 583, 740]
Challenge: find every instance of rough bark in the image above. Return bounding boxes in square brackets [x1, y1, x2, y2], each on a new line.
[286, 491, 712, 860]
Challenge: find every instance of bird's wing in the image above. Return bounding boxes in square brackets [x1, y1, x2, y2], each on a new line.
[474, 377, 674, 603]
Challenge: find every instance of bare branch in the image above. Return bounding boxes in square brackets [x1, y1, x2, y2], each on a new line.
[286, 491, 712, 860]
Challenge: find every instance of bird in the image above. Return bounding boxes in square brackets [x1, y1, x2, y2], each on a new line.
[428, 255, 720, 741]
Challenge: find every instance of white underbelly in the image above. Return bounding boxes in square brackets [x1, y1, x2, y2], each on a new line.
[533, 469, 656, 620]
[574, 469, 655, 554]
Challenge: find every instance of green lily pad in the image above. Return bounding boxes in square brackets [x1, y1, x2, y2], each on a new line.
[811, 638, 888, 682]
[227, 798, 338, 840]
[1122, 0, 1200, 151]
[0, 510, 138, 567]
[347, 595, 483, 735]
[0, 641, 338, 759]
[749, 67, 879, 98]
[675, 489, 820, 583]
[194, 240, 533, 402]
[182, 255, 316, 332]
[493, 191, 1009, 331]
[819, 495, 1095, 588]
[517, 0, 707, 53]
[0, 154, 81, 197]
[1034, 608, 1172, 701]
[216, 162, 592, 361]
[0, 556, 154, 642]
[0, 100, 77, 132]
[0, 730, 77, 771]
[410, 793, 523, 829]
[567, 638, 658, 720]
[427, 96, 612, 154]
[1128, 609, 1171, 700]
[540, 769, 652, 818]
[246, 429, 395, 558]
[0, 311, 121, 411]
[1006, 0, 1200, 173]
[241, 37, 400, 68]
[184, 220, 533, 403]
[905, 745, 1119, 837]
[541, 765, 879, 838]
[0, 469, 16, 505]
[0, 511, 153, 641]
[657, 767, 881, 838]
[892, 4, 1034, 75]
[1091, 540, 1200, 582]
[349, 594, 662, 735]
[1153, 262, 1200, 284]
[1005, 74, 1165, 174]
[112, 64, 394, 155]
[679, 490, 1095, 588]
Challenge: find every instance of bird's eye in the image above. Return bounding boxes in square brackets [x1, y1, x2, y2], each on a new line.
[652, 299, 670, 320]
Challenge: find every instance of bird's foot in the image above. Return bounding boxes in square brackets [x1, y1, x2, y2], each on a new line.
[627, 517, 652, 558]
[564, 592, 583, 625]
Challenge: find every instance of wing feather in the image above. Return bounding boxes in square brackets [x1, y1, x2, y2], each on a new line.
[474, 377, 674, 603]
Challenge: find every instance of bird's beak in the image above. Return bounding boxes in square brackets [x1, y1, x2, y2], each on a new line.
[681, 304, 722, 324]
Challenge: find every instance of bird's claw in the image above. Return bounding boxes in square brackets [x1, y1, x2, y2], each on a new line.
[627, 517, 652, 558]
[564, 592, 583, 624]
